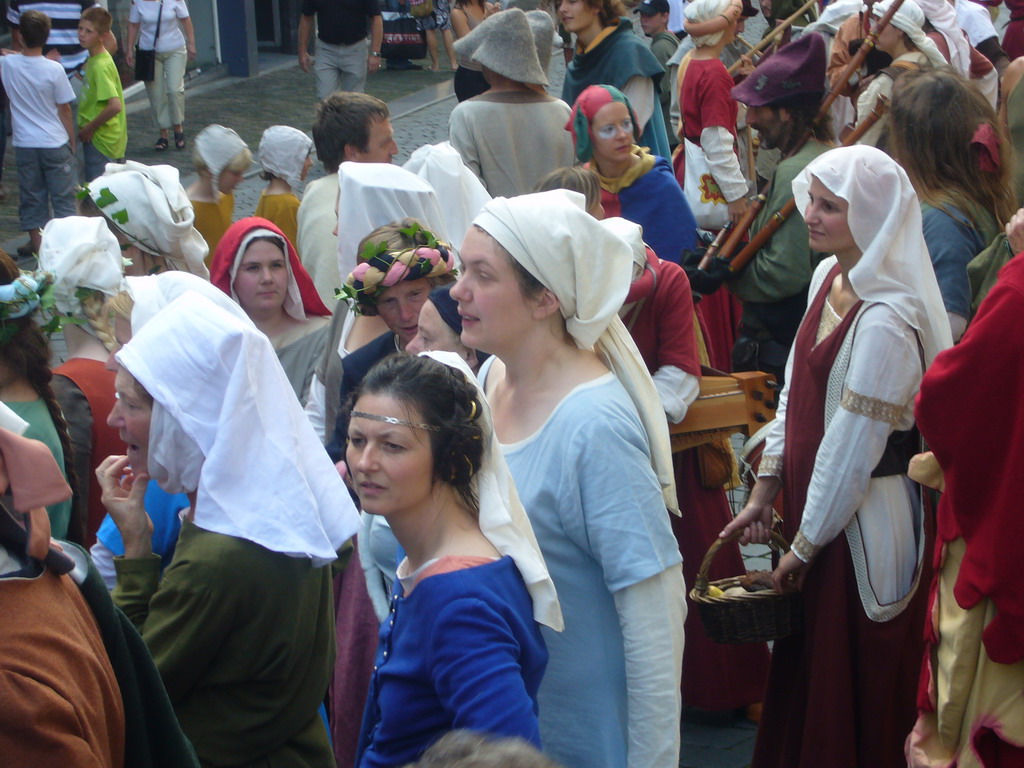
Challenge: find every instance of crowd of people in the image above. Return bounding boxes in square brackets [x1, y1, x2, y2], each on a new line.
[1, 0, 1024, 767]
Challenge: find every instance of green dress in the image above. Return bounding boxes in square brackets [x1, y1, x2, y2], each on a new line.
[114, 519, 337, 768]
[5, 398, 73, 539]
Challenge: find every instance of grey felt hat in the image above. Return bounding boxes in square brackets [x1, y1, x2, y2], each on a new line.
[453, 8, 549, 87]
[526, 10, 556, 76]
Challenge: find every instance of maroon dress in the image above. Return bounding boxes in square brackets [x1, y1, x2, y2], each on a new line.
[752, 266, 925, 768]
[626, 257, 769, 712]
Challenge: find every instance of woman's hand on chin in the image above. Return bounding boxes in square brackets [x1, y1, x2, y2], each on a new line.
[96, 455, 154, 558]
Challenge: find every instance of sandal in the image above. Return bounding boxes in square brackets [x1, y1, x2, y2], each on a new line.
[174, 131, 186, 150]
[154, 136, 169, 151]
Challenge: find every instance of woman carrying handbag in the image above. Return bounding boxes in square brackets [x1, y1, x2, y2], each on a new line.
[126, 0, 197, 151]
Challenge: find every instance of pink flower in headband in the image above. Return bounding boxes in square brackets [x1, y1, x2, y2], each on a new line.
[415, 246, 442, 266]
[351, 262, 372, 282]
[383, 262, 410, 286]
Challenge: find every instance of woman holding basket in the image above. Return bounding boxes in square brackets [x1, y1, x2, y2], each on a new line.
[721, 145, 952, 768]
[126, 0, 197, 151]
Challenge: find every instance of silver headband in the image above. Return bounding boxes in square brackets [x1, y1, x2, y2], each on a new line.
[350, 410, 441, 432]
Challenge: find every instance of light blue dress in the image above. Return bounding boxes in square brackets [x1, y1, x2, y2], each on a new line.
[497, 372, 681, 768]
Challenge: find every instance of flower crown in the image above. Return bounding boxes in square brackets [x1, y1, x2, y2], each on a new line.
[338, 222, 456, 314]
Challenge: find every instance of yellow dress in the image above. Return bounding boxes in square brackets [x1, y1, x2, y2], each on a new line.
[907, 538, 1024, 767]
[254, 191, 300, 251]
[192, 193, 235, 265]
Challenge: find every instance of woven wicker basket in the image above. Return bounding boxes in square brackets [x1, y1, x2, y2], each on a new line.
[689, 530, 803, 644]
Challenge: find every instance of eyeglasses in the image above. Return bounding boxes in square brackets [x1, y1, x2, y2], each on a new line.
[595, 118, 634, 140]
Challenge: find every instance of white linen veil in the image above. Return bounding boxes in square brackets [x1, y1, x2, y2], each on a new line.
[116, 293, 360, 566]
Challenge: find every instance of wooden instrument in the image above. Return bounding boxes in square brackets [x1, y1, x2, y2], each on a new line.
[726, 96, 889, 274]
[669, 370, 778, 453]
[726, 0, 819, 76]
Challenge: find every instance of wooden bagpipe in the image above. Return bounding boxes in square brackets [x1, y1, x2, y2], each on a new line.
[668, 368, 778, 454]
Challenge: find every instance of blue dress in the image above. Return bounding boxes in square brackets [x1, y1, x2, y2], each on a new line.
[357, 556, 547, 767]
[500, 373, 682, 768]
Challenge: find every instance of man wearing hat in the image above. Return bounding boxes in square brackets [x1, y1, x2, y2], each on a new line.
[636, 0, 680, 150]
[686, 32, 832, 386]
[448, 8, 575, 197]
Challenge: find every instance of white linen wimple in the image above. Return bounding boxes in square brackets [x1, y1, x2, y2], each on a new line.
[89, 161, 209, 277]
[116, 293, 360, 566]
[125, 272, 253, 332]
[792, 144, 953, 365]
[403, 142, 491, 254]
[38, 216, 124, 320]
[258, 125, 313, 193]
[337, 162, 450, 283]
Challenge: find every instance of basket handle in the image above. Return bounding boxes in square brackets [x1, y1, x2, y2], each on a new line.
[693, 528, 790, 595]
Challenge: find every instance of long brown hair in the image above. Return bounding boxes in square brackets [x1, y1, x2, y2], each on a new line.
[889, 69, 1016, 229]
[0, 252, 85, 544]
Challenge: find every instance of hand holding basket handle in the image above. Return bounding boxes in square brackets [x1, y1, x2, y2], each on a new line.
[720, 475, 780, 545]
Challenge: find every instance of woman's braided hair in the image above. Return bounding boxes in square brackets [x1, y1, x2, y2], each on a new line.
[0, 252, 85, 544]
[80, 291, 118, 350]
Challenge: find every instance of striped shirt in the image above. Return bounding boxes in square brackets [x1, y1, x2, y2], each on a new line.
[7, 0, 99, 74]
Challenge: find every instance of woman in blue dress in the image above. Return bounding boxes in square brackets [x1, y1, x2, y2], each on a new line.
[349, 350, 560, 767]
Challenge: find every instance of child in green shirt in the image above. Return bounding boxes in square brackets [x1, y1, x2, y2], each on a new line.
[77, 7, 126, 182]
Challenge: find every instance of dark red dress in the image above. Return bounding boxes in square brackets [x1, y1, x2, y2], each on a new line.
[752, 266, 925, 768]
[626, 257, 769, 711]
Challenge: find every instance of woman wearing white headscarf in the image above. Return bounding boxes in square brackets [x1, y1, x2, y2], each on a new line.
[87, 160, 209, 278]
[348, 351, 560, 766]
[255, 125, 314, 249]
[41, 217, 124, 546]
[854, 0, 948, 147]
[722, 145, 952, 768]
[97, 292, 360, 767]
[451, 189, 686, 768]
[89, 272, 255, 590]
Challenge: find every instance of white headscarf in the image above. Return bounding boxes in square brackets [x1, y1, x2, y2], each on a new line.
[195, 124, 249, 180]
[125, 272, 253, 332]
[868, 0, 948, 69]
[804, 0, 860, 35]
[473, 190, 679, 514]
[224, 227, 308, 321]
[258, 125, 313, 194]
[38, 216, 124, 321]
[116, 293, 360, 566]
[792, 145, 953, 365]
[403, 142, 491, 253]
[911, 0, 970, 76]
[336, 162, 449, 281]
[422, 350, 562, 630]
[88, 161, 210, 277]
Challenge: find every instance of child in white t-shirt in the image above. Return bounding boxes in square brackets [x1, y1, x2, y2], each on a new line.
[1, 10, 77, 256]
